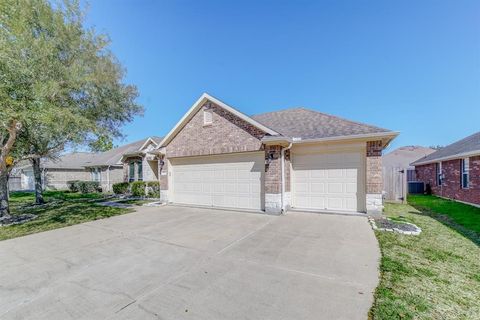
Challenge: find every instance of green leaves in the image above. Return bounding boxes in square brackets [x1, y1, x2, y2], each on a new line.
[0, 0, 143, 159]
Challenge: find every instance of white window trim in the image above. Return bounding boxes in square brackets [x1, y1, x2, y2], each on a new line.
[461, 158, 469, 189]
[436, 162, 443, 186]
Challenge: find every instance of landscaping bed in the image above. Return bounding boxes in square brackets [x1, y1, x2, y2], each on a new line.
[0, 191, 132, 241]
[370, 197, 480, 319]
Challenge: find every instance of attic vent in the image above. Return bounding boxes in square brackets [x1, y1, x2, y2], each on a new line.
[203, 110, 213, 126]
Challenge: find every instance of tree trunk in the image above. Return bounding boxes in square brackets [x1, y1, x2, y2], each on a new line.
[31, 158, 44, 205]
[0, 169, 10, 218]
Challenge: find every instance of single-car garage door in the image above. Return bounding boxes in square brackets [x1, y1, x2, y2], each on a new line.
[170, 152, 264, 210]
[292, 151, 365, 212]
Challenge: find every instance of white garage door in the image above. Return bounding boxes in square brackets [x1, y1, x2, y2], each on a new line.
[292, 151, 365, 212]
[170, 152, 264, 210]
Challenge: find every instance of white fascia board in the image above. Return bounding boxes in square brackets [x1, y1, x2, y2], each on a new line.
[139, 137, 158, 151]
[290, 131, 400, 145]
[412, 149, 480, 166]
[158, 93, 279, 147]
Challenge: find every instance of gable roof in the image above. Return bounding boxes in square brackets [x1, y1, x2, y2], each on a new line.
[383, 146, 436, 169]
[159, 93, 280, 146]
[159, 94, 398, 149]
[412, 131, 480, 166]
[85, 136, 162, 166]
[252, 107, 396, 141]
[16, 137, 162, 170]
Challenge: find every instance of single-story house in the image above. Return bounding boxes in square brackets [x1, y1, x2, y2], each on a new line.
[151, 93, 398, 214]
[120, 136, 163, 183]
[10, 137, 160, 192]
[382, 146, 436, 201]
[412, 131, 480, 206]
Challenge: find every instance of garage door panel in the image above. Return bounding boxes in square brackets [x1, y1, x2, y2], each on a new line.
[292, 151, 365, 212]
[171, 153, 264, 210]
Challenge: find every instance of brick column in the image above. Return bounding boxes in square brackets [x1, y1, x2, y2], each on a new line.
[264, 145, 282, 214]
[158, 155, 169, 202]
[366, 140, 383, 213]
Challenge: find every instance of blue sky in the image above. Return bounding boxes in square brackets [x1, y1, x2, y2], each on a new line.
[83, 0, 479, 151]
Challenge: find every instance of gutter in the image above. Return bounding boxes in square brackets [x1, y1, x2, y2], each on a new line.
[281, 143, 293, 213]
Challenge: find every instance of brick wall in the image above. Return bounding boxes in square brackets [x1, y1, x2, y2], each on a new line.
[265, 145, 281, 194]
[366, 140, 383, 194]
[166, 102, 266, 158]
[416, 156, 480, 205]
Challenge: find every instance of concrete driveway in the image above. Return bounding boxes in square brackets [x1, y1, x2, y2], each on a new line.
[0, 206, 380, 320]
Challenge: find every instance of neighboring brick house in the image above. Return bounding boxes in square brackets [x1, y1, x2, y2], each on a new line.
[151, 93, 398, 214]
[412, 132, 480, 206]
[10, 137, 159, 192]
[120, 137, 163, 183]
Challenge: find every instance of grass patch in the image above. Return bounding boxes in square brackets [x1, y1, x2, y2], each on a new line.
[408, 194, 480, 235]
[1, 191, 132, 241]
[370, 199, 480, 319]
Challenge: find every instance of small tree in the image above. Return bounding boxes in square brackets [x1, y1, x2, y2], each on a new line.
[0, 0, 143, 213]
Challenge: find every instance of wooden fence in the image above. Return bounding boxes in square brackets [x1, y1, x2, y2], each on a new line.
[383, 167, 407, 202]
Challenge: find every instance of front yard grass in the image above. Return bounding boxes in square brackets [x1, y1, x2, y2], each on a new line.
[0, 191, 132, 241]
[370, 196, 480, 319]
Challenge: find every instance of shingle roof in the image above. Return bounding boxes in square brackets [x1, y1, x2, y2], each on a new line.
[41, 152, 98, 169]
[251, 107, 392, 140]
[383, 146, 436, 169]
[38, 136, 162, 169]
[84, 136, 163, 167]
[412, 131, 480, 165]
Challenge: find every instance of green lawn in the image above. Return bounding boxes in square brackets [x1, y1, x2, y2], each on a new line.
[370, 196, 480, 319]
[0, 191, 132, 241]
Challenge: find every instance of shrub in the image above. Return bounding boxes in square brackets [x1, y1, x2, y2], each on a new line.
[112, 182, 130, 195]
[146, 181, 160, 198]
[76, 181, 100, 194]
[67, 180, 80, 192]
[131, 181, 146, 197]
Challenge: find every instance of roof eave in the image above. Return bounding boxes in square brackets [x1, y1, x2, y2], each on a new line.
[411, 149, 480, 166]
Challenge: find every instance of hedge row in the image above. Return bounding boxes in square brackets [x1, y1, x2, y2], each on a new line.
[67, 180, 101, 193]
[112, 181, 160, 198]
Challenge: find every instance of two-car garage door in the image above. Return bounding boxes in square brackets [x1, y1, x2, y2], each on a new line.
[170, 152, 264, 210]
[292, 151, 365, 212]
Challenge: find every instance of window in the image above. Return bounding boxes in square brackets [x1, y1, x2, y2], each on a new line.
[129, 162, 135, 182]
[137, 161, 143, 181]
[203, 109, 212, 126]
[436, 162, 442, 186]
[461, 158, 469, 189]
[91, 168, 100, 182]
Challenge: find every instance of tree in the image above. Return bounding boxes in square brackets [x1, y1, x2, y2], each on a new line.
[0, 0, 143, 215]
[88, 135, 115, 152]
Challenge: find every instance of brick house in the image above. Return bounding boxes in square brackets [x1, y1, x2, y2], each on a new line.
[151, 93, 398, 214]
[412, 132, 480, 206]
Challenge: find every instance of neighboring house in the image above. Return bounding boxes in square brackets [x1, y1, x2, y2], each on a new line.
[120, 136, 163, 183]
[412, 131, 480, 206]
[10, 137, 159, 192]
[383, 146, 436, 180]
[152, 93, 398, 214]
[382, 146, 436, 201]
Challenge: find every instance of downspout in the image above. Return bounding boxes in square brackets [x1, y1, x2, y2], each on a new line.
[281, 143, 293, 213]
